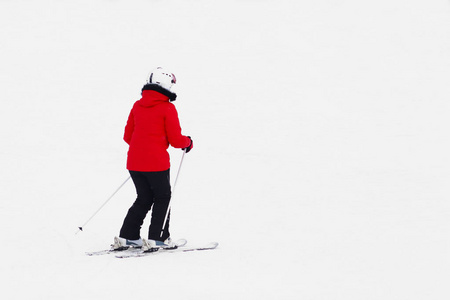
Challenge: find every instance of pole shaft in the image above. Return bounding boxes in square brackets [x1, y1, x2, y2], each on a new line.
[76, 176, 131, 234]
[160, 151, 186, 238]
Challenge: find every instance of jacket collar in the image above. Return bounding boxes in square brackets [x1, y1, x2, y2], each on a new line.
[141, 84, 177, 102]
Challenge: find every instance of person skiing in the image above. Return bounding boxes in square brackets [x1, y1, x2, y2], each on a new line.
[113, 67, 193, 251]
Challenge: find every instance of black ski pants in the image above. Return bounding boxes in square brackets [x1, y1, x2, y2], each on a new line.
[119, 169, 171, 241]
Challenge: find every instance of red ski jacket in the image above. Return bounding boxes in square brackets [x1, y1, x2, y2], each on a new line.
[124, 85, 191, 172]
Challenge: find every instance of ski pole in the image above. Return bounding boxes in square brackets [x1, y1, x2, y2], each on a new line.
[160, 150, 186, 238]
[76, 175, 131, 234]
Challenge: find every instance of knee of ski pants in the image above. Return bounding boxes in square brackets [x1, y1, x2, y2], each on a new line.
[132, 197, 153, 211]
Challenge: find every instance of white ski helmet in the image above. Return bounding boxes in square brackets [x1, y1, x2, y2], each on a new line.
[147, 67, 177, 91]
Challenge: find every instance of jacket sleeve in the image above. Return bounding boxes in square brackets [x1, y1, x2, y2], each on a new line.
[123, 108, 135, 145]
[165, 104, 191, 149]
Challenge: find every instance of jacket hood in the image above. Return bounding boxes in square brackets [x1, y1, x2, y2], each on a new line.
[139, 84, 177, 108]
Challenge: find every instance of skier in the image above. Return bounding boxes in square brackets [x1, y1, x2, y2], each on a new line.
[113, 67, 193, 251]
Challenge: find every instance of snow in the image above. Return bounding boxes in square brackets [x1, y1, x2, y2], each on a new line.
[1, 0, 450, 299]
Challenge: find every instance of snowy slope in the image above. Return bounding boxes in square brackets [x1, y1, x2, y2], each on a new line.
[1, 0, 450, 299]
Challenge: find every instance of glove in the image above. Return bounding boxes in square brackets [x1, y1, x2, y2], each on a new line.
[183, 136, 193, 153]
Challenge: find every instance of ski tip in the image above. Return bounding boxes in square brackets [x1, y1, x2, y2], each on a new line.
[176, 238, 188, 247]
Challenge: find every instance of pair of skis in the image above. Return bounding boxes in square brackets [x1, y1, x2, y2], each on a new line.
[86, 239, 218, 259]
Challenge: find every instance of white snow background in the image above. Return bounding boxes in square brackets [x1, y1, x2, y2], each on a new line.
[1, 0, 450, 299]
